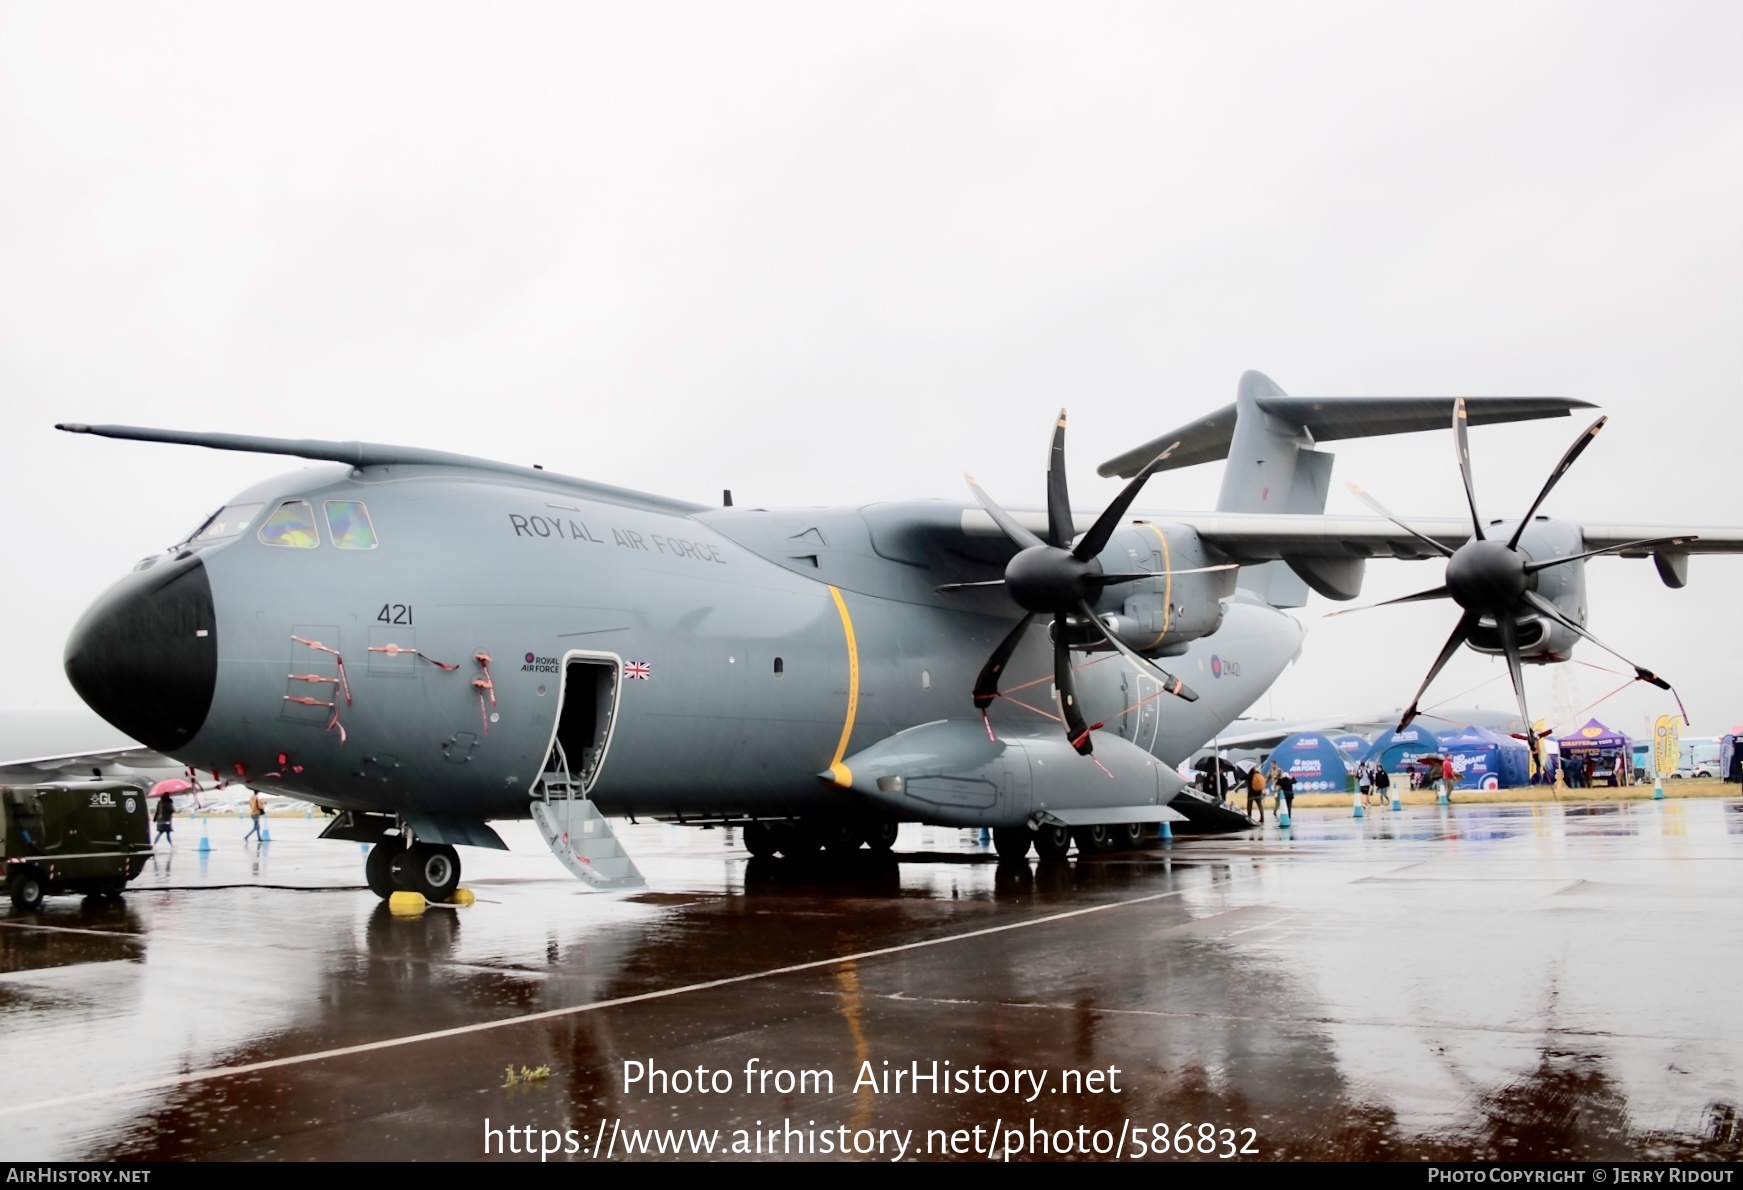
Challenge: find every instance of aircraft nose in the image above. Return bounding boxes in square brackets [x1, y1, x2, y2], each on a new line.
[64, 553, 218, 752]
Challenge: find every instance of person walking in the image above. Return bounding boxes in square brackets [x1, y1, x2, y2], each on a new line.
[1440, 754, 1456, 802]
[242, 790, 266, 843]
[153, 792, 174, 847]
[1358, 761, 1373, 805]
[1276, 769, 1295, 820]
[1246, 765, 1267, 824]
[1374, 763, 1391, 805]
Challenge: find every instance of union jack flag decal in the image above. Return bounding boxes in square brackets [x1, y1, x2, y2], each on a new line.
[625, 661, 651, 680]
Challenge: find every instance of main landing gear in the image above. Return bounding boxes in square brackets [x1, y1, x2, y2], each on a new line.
[992, 821, 1157, 863]
[741, 816, 900, 860]
[366, 838, 461, 901]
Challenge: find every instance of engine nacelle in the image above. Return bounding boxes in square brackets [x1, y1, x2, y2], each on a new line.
[1083, 523, 1236, 656]
[1465, 518, 1586, 662]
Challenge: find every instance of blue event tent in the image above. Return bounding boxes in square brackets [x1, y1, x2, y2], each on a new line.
[1330, 733, 1371, 758]
[1363, 726, 1447, 774]
[1269, 731, 1355, 793]
[1439, 725, 1532, 790]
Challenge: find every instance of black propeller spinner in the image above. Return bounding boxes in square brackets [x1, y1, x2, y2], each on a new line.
[1340, 397, 1690, 739]
[948, 411, 1224, 757]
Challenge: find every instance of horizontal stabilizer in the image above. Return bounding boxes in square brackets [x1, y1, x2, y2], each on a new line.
[1098, 390, 1595, 478]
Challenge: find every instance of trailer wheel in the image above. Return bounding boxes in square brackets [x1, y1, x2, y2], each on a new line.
[9, 868, 45, 912]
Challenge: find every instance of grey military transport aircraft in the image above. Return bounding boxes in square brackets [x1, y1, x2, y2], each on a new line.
[43, 371, 1743, 901]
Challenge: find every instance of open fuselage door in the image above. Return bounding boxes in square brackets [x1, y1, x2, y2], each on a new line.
[530, 653, 644, 890]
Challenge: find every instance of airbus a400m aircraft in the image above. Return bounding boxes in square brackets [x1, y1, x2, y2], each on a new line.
[52, 372, 1743, 900]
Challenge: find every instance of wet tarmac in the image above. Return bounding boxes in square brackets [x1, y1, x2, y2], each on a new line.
[3, 798, 1742, 1161]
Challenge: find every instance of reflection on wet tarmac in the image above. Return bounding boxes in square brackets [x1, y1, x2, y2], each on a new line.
[0, 798, 1738, 1159]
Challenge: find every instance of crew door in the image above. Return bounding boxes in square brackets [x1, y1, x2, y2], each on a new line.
[548, 655, 622, 795]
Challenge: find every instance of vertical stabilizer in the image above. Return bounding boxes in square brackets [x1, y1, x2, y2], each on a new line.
[1219, 371, 1333, 608]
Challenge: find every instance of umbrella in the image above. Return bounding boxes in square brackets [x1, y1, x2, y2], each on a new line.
[149, 778, 200, 806]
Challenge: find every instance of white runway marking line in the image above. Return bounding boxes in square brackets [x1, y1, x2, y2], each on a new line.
[0, 880, 1233, 1118]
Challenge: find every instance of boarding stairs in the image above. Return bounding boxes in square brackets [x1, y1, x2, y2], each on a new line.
[530, 743, 646, 891]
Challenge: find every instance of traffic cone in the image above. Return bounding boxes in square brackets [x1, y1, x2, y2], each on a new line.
[1160, 821, 1173, 841]
[198, 819, 211, 853]
[1279, 809, 1291, 828]
[1353, 791, 1365, 818]
[1391, 788, 1403, 812]
[1654, 775, 1665, 801]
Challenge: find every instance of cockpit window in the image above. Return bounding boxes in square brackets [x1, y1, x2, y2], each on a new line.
[187, 503, 264, 544]
[325, 500, 378, 549]
[258, 500, 320, 548]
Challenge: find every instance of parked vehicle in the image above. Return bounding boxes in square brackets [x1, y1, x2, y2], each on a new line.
[2, 781, 153, 909]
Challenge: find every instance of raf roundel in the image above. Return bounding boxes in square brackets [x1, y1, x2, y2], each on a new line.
[525, 652, 535, 664]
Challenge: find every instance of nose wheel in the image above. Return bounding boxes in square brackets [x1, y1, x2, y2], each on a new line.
[365, 840, 461, 901]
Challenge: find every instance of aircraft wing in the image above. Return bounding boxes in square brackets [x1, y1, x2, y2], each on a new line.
[0, 707, 182, 784]
[959, 509, 1743, 562]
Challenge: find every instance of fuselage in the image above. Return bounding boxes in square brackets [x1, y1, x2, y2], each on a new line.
[64, 462, 1305, 825]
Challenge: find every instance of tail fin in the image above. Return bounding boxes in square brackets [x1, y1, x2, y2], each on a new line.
[1215, 371, 1331, 607]
[1098, 371, 1594, 608]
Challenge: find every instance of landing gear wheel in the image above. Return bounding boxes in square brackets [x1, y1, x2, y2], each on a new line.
[773, 824, 820, 860]
[862, 818, 899, 852]
[1034, 824, 1072, 861]
[1117, 822, 1146, 850]
[365, 841, 406, 899]
[398, 843, 461, 901]
[1073, 824, 1115, 853]
[822, 821, 865, 857]
[743, 822, 780, 859]
[9, 868, 45, 911]
[992, 828, 1032, 861]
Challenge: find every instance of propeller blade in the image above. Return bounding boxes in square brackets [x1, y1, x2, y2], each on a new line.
[1522, 535, 1698, 574]
[1519, 591, 1676, 693]
[1323, 584, 1451, 618]
[935, 579, 1007, 593]
[1397, 610, 1481, 731]
[1054, 627, 1094, 754]
[1345, 483, 1457, 558]
[1507, 415, 1608, 550]
[1494, 614, 1536, 744]
[1077, 601, 1199, 702]
[1453, 395, 1485, 540]
[973, 613, 1035, 710]
[965, 474, 1046, 551]
[1071, 441, 1182, 562]
[1093, 562, 1238, 583]
[1047, 410, 1073, 550]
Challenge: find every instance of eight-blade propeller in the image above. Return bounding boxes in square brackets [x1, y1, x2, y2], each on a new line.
[1344, 398, 1688, 741]
[948, 412, 1223, 756]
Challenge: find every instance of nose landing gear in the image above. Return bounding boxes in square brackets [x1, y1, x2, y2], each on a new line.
[365, 838, 462, 902]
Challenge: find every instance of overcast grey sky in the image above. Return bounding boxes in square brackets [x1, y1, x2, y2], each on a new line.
[4, 2, 1740, 742]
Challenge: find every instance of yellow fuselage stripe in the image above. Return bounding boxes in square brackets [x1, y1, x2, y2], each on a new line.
[827, 585, 861, 785]
[1139, 522, 1173, 650]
